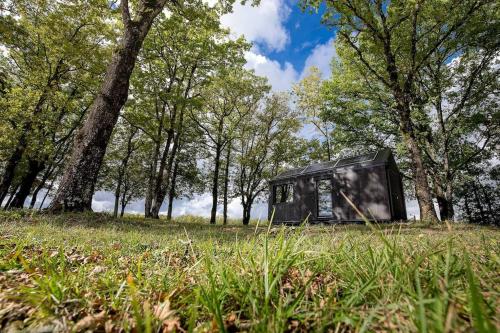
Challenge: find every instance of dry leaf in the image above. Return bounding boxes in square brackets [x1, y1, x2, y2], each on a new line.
[153, 301, 175, 321]
[90, 265, 106, 276]
[104, 320, 114, 333]
[73, 311, 106, 332]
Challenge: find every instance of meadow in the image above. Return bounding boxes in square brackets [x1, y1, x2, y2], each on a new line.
[0, 211, 498, 332]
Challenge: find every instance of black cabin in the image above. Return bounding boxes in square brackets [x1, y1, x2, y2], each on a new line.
[268, 149, 407, 224]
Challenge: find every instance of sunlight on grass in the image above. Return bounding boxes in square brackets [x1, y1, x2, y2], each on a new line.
[0, 211, 498, 332]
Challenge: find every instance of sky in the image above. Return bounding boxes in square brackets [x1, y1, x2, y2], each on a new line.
[32, 0, 422, 219]
[227, 0, 336, 91]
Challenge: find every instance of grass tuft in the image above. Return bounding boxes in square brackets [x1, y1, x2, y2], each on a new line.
[0, 211, 498, 332]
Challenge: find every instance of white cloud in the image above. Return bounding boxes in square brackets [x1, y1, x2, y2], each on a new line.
[244, 51, 299, 92]
[221, 0, 291, 52]
[301, 38, 336, 79]
[243, 39, 336, 92]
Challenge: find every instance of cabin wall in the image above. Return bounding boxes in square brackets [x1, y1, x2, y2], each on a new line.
[269, 180, 299, 223]
[270, 163, 404, 223]
[295, 176, 316, 222]
[387, 162, 407, 220]
[333, 165, 392, 221]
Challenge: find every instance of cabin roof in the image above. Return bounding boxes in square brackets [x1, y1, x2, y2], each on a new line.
[271, 149, 393, 182]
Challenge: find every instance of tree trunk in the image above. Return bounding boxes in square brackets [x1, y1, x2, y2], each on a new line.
[482, 187, 494, 224]
[0, 137, 26, 204]
[29, 164, 53, 209]
[113, 129, 135, 218]
[436, 195, 448, 222]
[150, 130, 174, 218]
[435, 181, 454, 221]
[3, 184, 20, 209]
[48, 0, 166, 212]
[445, 183, 455, 221]
[39, 177, 55, 210]
[0, 65, 58, 203]
[120, 202, 126, 217]
[120, 189, 127, 218]
[151, 129, 182, 219]
[242, 200, 252, 226]
[399, 111, 438, 222]
[463, 194, 472, 222]
[151, 104, 186, 219]
[325, 126, 332, 161]
[472, 182, 486, 223]
[210, 144, 222, 225]
[8, 159, 45, 209]
[145, 135, 162, 217]
[166, 157, 179, 222]
[222, 143, 231, 225]
[113, 183, 121, 218]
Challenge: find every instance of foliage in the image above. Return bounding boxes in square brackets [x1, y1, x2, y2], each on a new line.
[293, 66, 336, 161]
[0, 0, 116, 206]
[297, 0, 499, 220]
[234, 93, 301, 224]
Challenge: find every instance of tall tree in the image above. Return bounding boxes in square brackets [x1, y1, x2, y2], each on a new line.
[293, 66, 335, 161]
[417, 47, 499, 220]
[122, 6, 249, 218]
[191, 69, 269, 224]
[301, 0, 497, 221]
[234, 93, 300, 225]
[0, 0, 112, 206]
[98, 118, 144, 218]
[48, 0, 172, 212]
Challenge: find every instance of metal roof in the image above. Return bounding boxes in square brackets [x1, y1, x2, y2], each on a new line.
[271, 149, 393, 181]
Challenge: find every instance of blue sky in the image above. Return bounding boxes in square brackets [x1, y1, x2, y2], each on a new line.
[264, 3, 334, 73]
[220, 0, 337, 91]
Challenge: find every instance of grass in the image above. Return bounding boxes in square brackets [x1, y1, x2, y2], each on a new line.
[0, 211, 498, 332]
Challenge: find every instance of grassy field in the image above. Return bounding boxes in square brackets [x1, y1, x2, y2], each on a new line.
[0, 211, 498, 332]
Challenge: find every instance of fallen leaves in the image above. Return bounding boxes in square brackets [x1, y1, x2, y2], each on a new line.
[90, 265, 106, 276]
[153, 300, 182, 333]
[73, 311, 106, 332]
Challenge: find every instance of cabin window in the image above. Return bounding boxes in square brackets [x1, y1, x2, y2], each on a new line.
[274, 183, 294, 203]
[317, 178, 333, 217]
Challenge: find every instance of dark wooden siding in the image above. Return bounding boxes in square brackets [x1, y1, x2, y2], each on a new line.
[269, 151, 406, 223]
[333, 169, 358, 220]
[332, 166, 391, 221]
[296, 176, 316, 222]
[387, 166, 406, 220]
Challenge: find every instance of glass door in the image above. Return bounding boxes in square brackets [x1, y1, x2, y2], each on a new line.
[317, 178, 333, 217]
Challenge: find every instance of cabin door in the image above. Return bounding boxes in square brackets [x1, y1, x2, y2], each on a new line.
[316, 177, 337, 221]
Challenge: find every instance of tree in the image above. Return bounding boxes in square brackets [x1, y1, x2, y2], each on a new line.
[0, 0, 112, 207]
[98, 118, 145, 217]
[455, 163, 499, 225]
[293, 66, 335, 161]
[301, 0, 497, 221]
[416, 46, 499, 220]
[48, 0, 173, 212]
[234, 93, 300, 225]
[191, 69, 269, 224]
[119, 6, 249, 219]
[165, 127, 205, 221]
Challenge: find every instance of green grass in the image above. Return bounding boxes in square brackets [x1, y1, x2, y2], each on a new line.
[0, 211, 498, 332]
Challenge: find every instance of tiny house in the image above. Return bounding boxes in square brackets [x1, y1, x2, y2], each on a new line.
[268, 149, 407, 224]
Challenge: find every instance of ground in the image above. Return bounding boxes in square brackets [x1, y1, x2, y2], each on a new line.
[0, 211, 498, 333]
